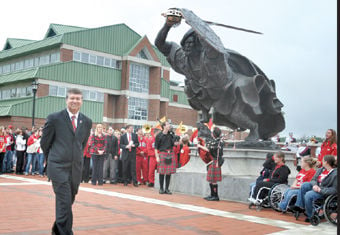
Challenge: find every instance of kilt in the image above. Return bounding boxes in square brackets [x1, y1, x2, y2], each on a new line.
[207, 159, 222, 183]
[157, 151, 177, 175]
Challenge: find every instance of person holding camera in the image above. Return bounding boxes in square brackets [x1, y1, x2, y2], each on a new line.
[197, 127, 224, 201]
[155, 121, 178, 194]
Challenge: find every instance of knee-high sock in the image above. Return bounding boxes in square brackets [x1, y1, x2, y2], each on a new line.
[213, 184, 218, 197]
[165, 174, 171, 190]
[159, 174, 165, 190]
[209, 183, 213, 196]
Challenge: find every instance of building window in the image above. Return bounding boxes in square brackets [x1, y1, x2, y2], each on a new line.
[104, 57, 111, 67]
[2, 90, 10, 99]
[50, 52, 60, 63]
[24, 58, 34, 68]
[97, 56, 104, 66]
[17, 87, 26, 97]
[39, 55, 50, 65]
[73, 51, 81, 61]
[128, 97, 148, 120]
[89, 54, 96, 64]
[26, 86, 32, 96]
[49, 85, 66, 97]
[129, 63, 149, 93]
[173, 94, 178, 102]
[81, 53, 89, 63]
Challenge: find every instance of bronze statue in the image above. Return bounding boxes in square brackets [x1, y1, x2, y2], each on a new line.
[155, 8, 285, 141]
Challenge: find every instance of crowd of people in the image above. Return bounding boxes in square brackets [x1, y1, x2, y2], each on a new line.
[248, 128, 337, 223]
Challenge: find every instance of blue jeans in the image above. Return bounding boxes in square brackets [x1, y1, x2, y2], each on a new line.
[278, 188, 299, 211]
[249, 182, 256, 198]
[3, 150, 13, 172]
[25, 153, 37, 174]
[38, 153, 45, 175]
[295, 182, 323, 218]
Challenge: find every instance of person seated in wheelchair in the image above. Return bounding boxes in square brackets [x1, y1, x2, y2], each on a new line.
[278, 156, 316, 212]
[249, 151, 291, 204]
[249, 153, 275, 198]
[289, 155, 337, 222]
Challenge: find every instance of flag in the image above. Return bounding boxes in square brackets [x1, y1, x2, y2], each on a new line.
[175, 121, 183, 136]
[154, 116, 166, 130]
[207, 118, 213, 130]
[190, 128, 198, 142]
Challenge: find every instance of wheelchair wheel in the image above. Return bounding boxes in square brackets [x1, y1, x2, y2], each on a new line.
[323, 194, 337, 225]
[269, 184, 289, 211]
[310, 215, 320, 226]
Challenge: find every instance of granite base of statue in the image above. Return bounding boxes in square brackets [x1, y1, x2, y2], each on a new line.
[155, 8, 285, 147]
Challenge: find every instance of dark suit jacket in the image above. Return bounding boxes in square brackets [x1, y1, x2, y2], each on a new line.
[106, 135, 118, 157]
[41, 109, 92, 192]
[120, 132, 139, 159]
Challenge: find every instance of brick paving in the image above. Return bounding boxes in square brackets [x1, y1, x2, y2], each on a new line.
[0, 174, 336, 235]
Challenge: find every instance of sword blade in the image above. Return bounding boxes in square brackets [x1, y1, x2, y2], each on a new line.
[204, 20, 263, 35]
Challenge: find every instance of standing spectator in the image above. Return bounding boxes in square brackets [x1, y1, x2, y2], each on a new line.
[89, 124, 107, 185]
[178, 135, 191, 168]
[9, 125, 17, 171]
[36, 128, 45, 177]
[317, 129, 337, 167]
[104, 127, 119, 184]
[146, 128, 161, 187]
[25, 129, 39, 175]
[279, 156, 316, 212]
[82, 131, 93, 183]
[115, 130, 124, 183]
[3, 127, 14, 173]
[136, 128, 148, 185]
[0, 127, 6, 174]
[15, 129, 26, 175]
[155, 121, 177, 194]
[120, 124, 139, 186]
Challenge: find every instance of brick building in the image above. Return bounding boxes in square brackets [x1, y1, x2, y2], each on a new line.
[0, 23, 200, 131]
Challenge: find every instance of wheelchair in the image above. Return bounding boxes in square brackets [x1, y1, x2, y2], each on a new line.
[294, 194, 337, 226]
[249, 183, 289, 211]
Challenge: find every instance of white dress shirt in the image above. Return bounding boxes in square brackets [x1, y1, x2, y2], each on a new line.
[67, 109, 79, 128]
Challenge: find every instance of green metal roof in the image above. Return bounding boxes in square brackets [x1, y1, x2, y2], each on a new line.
[0, 96, 103, 123]
[0, 23, 170, 67]
[44, 23, 87, 38]
[0, 61, 122, 90]
[0, 68, 38, 85]
[0, 35, 63, 61]
[3, 38, 37, 50]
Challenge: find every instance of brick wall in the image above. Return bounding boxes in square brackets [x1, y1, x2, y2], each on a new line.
[0, 116, 46, 129]
[167, 106, 198, 127]
[60, 48, 73, 62]
[36, 84, 49, 98]
[148, 99, 160, 121]
[149, 67, 161, 95]
[121, 60, 129, 90]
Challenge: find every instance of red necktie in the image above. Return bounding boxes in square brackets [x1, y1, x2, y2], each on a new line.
[71, 116, 77, 132]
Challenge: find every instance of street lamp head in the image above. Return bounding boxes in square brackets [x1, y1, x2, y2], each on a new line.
[32, 80, 39, 92]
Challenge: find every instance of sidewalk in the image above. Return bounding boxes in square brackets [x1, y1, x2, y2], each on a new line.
[0, 174, 336, 235]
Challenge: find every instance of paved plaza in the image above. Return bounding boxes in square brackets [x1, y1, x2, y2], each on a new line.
[0, 174, 336, 235]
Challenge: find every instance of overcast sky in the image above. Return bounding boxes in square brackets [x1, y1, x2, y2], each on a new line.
[0, 0, 336, 138]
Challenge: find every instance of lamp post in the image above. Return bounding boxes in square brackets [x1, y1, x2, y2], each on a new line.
[31, 80, 39, 128]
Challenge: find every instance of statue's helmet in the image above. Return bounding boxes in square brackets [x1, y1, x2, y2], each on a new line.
[180, 29, 196, 47]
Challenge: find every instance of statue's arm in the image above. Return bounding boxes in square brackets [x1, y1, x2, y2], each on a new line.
[155, 23, 174, 56]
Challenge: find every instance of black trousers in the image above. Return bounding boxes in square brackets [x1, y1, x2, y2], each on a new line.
[122, 151, 136, 183]
[51, 179, 78, 235]
[91, 154, 105, 185]
[82, 157, 91, 183]
[16, 151, 25, 173]
[0, 152, 4, 173]
[252, 181, 276, 199]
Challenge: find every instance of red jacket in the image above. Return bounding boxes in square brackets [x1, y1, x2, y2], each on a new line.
[5, 134, 13, 151]
[147, 136, 156, 157]
[83, 138, 92, 158]
[27, 134, 38, 147]
[0, 135, 6, 153]
[295, 168, 316, 187]
[318, 141, 337, 166]
[179, 145, 190, 167]
[136, 135, 147, 157]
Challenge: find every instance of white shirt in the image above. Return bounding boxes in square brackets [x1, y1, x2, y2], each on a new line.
[67, 109, 79, 128]
[15, 135, 26, 151]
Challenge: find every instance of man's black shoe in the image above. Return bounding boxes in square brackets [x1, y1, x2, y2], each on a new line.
[207, 196, 219, 201]
[159, 189, 165, 194]
[148, 183, 154, 187]
[124, 182, 128, 186]
[110, 181, 117, 184]
[133, 183, 138, 187]
[304, 217, 310, 223]
[204, 195, 212, 200]
[164, 189, 172, 195]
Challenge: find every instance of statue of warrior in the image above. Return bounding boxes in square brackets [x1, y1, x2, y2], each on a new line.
[155, 8, 285, 141]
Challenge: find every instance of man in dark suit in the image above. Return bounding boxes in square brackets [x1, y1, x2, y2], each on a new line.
[120, 124, 139, 186]
[41, 88, 92, 235]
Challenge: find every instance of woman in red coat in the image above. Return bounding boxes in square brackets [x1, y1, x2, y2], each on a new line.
[317, 129, 337, 167]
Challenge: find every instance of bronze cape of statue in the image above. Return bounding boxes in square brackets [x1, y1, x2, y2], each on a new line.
[155, 8, 285, 141]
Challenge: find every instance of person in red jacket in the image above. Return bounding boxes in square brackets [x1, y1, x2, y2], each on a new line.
[0, 127, 7, 174]
[317, 129, 337, 167]
[136, 128, 148, 185]
[179, 136, 191, 167]
[82, 131, 93, 183]
[147, 128, 161, 187]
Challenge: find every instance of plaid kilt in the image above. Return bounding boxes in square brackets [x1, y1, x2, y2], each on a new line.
[157, 151, 177, 174]
[207, 159, 222, 183]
